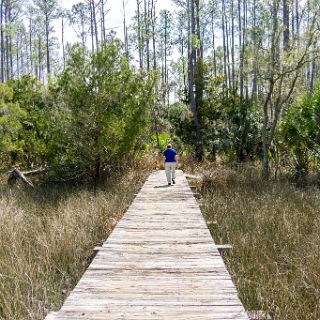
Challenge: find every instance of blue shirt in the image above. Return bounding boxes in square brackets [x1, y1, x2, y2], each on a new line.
[164, 148, 177, 162]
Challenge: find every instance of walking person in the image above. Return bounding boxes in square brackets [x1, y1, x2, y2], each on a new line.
[163, 144, 177, 185]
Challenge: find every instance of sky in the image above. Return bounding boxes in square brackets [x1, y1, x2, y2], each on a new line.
[58, 0, 174, 44]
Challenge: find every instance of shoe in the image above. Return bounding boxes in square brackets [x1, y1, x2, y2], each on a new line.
[168, 182, 171, 185]
[172, 179, 175, 184]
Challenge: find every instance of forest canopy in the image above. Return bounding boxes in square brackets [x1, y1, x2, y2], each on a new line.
[0, 0, 320, 182]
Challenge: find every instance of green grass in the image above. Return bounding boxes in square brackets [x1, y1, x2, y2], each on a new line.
[0, 167, 149, 320]
[199, 166, 320, 320]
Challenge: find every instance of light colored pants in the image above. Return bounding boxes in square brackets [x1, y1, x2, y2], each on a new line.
[165, 162, 176, 183]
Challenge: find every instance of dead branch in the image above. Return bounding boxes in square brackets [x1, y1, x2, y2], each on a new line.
[23, 167, 48, 176]
[8, 169, 35, 188]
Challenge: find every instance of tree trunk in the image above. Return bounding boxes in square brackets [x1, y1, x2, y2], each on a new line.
[180, 33, 187, 98]
[261, 1, 278, 179]
[95, 155, 101, 183]
[238, 0, 243, 98]
[189, 0, 203, 161]
[241, 0, 247, 98]
[261, 80, 274, 179]
[0, 0, 4, 82]
[5, 4, 9, 80]
[38, 35, 42, 80]
[29, 16, 33, 75]
[9, 5, 13, 79]
[251, 0, 258, 100]
[295, 0, 299, 41]
[81, 10, 86, 49]
[151, 0, 156, 71]
[45, 12, 50, 75]
[16, 30, 19, 78]
[283, 0, 289, 51]
[122, 0, 129, 57]
[164, 12, 168, 105]
[211, 7, 217, 77]
[9, 33, 12, 78]
[91, 0, 99, 51]
[136, 0, 143, 69]
[5, 1, 10, 80]
[144, 0, 150, 72]
[101, 0, 106, 43]
[225, 18, 231, 88]
[150, 0, 160, 149]
[195, 0, 201, 59]
[245, 0, 250, 100]
[221, 0, 228, 88]
[62, 16, 65, 69]
[90, 0, 95, 52]
[231, 0, 235, 88]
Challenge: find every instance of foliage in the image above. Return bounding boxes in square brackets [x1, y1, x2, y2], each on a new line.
[0, 76, 74, 168]
[0, 83, 26, 164]
[53, 42, 153, 178]
[281, 84, 320, 180]
[203, 77, 262, 161]
[8, 76, 61, 166]
[169, 76, 262, 161]
[168, 102, 195, 145]
[0, 42, 154, 180]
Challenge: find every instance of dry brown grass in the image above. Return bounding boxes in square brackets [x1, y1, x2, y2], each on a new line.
[0, 164, 149, 320]
[2, 156, 320, 320]
[199, 165, 320, 320]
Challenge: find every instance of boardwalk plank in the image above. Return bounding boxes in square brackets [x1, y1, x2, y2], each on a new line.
[45, 170, 248, 320]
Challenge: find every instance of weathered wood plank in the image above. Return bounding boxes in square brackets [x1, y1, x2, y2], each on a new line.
[45, 170, 248, 320]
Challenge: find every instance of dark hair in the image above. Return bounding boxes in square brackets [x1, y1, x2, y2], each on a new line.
[167, 144, 172, 149]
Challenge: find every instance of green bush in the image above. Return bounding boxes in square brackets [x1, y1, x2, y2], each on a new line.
[52, 42, 154, 179]
[0, 41, 154, 180]
[281, 84, 320, 181]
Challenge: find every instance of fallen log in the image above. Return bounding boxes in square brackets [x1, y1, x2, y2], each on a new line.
[7, 166, 91, 186]
[8, 168, 35, 187]
[7, 164, 109, 186]
[22, 167, 48, 176]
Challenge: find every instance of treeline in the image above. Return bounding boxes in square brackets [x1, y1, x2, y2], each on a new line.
[1, 0, 320, 182]
[0, 0, 129, 81]
[160, 0, 320, 182]
[0, 41, 154, 180]
[161, 0, 320, 180]
[1, 0, 60, 82]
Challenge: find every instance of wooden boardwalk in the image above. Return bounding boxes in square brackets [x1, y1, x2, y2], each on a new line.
[46, 170, 249, 320]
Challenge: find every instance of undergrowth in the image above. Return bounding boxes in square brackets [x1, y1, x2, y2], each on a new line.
[0, 159, 150, 320]
[199, 165, 320, 320]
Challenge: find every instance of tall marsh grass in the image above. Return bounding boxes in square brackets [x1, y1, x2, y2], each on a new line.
[200, 166, 320, 320]
[0, 168, 148, 320]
